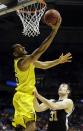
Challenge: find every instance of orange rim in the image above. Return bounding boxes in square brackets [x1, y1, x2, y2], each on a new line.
[32, 0, 46, 5]
[17, 0, 46, 14]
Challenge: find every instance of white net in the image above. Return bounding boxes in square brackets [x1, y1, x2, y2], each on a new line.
[17, 0, 46, 37]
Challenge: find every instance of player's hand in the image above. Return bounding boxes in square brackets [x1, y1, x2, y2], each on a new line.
[59, 52, 72, 64]
[48, 15, 62, 30]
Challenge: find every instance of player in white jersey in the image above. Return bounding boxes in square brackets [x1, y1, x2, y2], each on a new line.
[34, 83, 74, 131]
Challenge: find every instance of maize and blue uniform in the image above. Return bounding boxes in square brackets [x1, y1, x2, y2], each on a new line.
[12, 58, 36, 128]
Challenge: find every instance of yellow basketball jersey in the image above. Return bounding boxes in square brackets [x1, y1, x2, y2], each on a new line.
[12, 58, 36, 128]
[14, 58, 36, 93]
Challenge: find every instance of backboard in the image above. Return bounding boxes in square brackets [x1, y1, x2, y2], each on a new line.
[0, 0, 46, 37]
[0, 0, 37, 16]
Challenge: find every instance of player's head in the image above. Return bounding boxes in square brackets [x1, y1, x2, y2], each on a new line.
[12, 44, 27, 58]
[58, 83, 71, 97]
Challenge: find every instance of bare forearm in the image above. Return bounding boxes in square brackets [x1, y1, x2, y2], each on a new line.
[33, 97, 42, 112]
[31, 22, 61, 60]
[37, 94, 55, 109]
[33, 97, 48, 112]
[43, 52, 72, 69]
[44, 59, 60, 69]
[38, 28, 59, 53]
[38, 18, 61, 54]
[32, 30, 56, 56]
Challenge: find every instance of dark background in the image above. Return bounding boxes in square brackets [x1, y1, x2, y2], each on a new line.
[0, 0, 83, 101]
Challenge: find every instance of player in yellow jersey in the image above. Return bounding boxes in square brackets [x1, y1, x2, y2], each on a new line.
[12, 15, 72, 131]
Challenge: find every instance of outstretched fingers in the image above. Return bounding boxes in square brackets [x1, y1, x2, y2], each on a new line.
[65, 53, 72, 62]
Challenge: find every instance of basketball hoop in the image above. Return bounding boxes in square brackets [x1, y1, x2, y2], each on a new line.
[17, 0, 46, 37]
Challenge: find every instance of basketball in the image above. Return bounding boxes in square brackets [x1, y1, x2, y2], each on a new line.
[44, 9, 61, 25]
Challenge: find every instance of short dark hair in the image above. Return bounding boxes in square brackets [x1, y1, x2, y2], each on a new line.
[12, 44, 21, 52]
[60, 83, 71, 96]
[11, 44, 23, 58]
